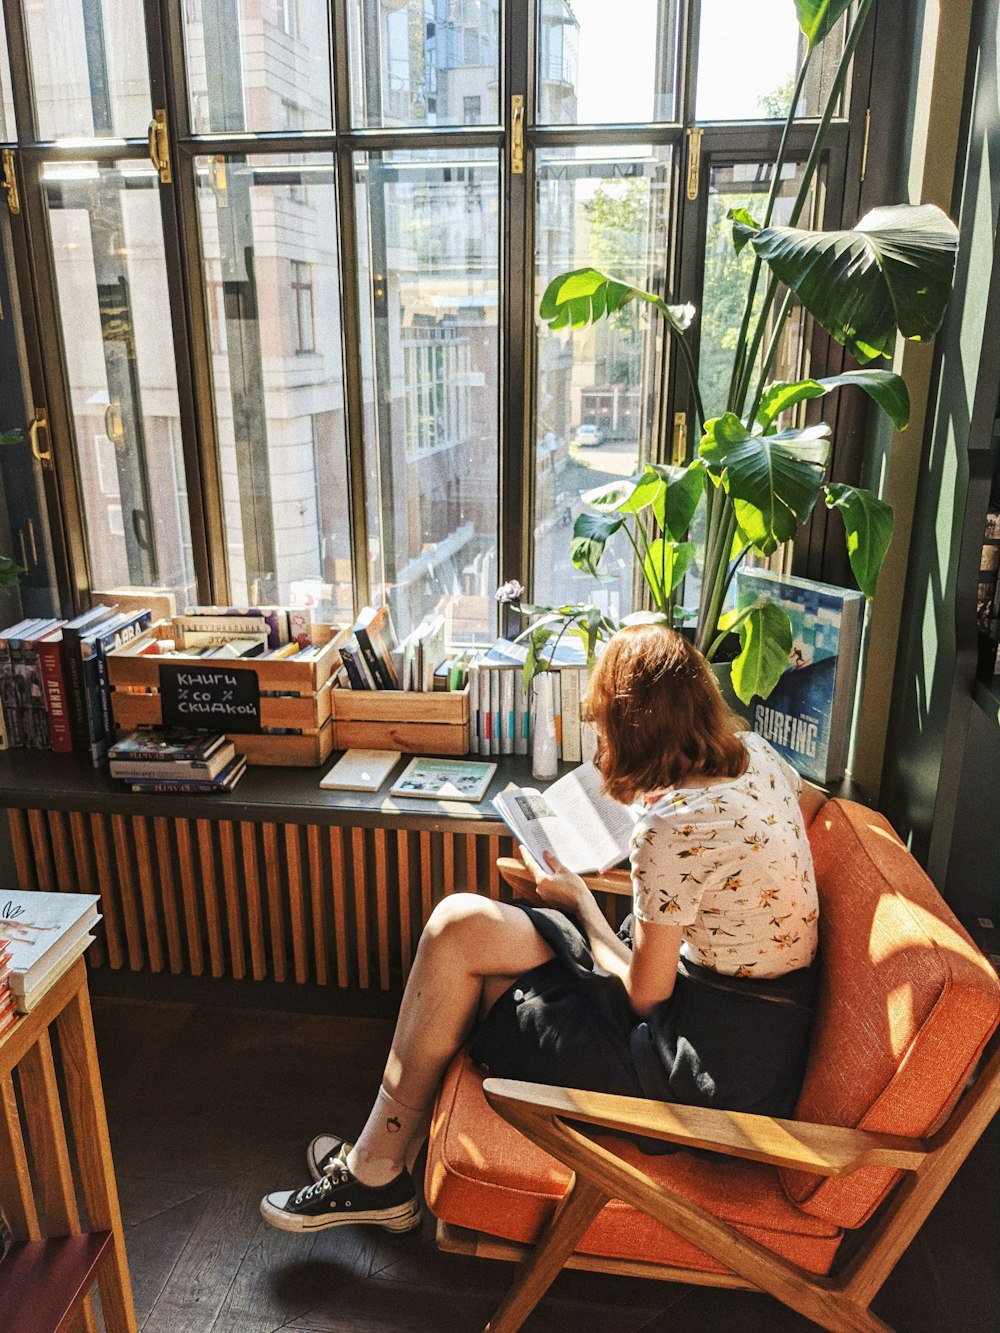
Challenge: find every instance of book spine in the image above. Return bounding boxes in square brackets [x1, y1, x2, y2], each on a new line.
[489, 667, 500, 756]
[500, 669, 515, 755]
[559, 666, 582, 764]
[514, 668, 528, 756]
[467, 660, 479, 754]
[37, 638, 73, 753]
[339, 638, 371, 689]
[355, 625, 391, 688]
[552, 671, 562, 760]
[13, 638, 49, 749]
[0, 641, 20, 748]
[80, 652, 108, 765]
[61, 631, 91, 753]
[478, 663, 491, 756]
[129, 782, 231, 794]
[979, 511, 1000, 634]
[96, 615, 152, 748]
[111, 758, 220, 780]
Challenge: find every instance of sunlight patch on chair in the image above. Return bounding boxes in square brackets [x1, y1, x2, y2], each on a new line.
[885, 982, 916, 1057]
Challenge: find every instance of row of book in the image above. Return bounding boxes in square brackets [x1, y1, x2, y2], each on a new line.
[114, 605, 318, 661]
[468, 638, 593, 762]
[108, 730, 248, 795]
[0, 889, 100, 1017]
[336, 606, 467, 693]
[0, 605, 153, 761]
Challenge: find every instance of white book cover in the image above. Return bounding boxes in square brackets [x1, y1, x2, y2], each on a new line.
[320, 749, 402, 792]
[489, 667, 500, 757]
[467, 657, 481, 752]
[390, 757, 497, 803]
[493, 762, 639, 876]
[477, 662, 491, 756]
[559, 666, 582, 764]
[19, 935, 96, 1013]
[514, 669, 528, 755]
[0, 890, 100, 998]
[500, 670, 515, 755]
[552, 672, 562, 760]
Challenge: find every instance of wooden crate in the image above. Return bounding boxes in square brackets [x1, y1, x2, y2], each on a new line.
[331, 686, 469, 756]
[107, 620, 343, 767]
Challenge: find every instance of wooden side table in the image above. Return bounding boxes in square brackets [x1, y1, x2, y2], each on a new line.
[0, 955, 137, 1333]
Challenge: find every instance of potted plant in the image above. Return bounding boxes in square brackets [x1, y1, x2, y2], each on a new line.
[508, 0, 958, 706]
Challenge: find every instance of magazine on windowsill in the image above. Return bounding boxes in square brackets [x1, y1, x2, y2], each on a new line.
[492, 762, 638, 876]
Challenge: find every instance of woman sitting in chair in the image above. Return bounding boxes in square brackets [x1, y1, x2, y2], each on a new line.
[261, 623, 825, 1235]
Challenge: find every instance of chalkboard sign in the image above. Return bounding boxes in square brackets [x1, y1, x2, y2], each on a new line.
[158, 663, 262, 734]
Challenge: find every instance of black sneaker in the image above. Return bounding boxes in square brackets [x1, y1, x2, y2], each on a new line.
[260, 1156, 421, 1234]
[306, 1133, 350, 1182]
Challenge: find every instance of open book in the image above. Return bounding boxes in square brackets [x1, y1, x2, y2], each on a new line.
[492, 762, 638, 875]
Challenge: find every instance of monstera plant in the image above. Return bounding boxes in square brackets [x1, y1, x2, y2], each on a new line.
[515, 0, 959, 705]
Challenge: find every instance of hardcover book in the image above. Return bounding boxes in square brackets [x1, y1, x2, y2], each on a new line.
[109, 729, 229, 763]
[0, 889, 101, 1010]
[735, 568, 865, 785]
[390, 757, 496, 803]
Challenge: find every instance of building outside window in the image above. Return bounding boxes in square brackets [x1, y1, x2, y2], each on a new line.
[0, 0, 868, 645]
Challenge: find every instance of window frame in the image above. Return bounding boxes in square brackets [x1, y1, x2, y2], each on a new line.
[0, 0, 885, 628]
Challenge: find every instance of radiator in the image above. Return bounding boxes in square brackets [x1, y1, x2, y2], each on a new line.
[8, 807, 639, 992]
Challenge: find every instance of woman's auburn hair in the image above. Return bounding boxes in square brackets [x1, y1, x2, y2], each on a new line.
[583, 623, 746, 803]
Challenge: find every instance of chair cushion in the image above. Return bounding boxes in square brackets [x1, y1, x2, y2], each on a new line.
[783, 800, 1000, 1228]
[426, 1053, 843, 1277]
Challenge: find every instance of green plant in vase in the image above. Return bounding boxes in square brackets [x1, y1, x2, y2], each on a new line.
[515, 0, 959, 706]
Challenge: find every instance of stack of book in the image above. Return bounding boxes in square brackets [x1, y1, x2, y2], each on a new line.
[0, 889, 101, 1014]
[109, 729, 247, 794]
[469, 637, 592, 761]
[0, 936, 15, 1038]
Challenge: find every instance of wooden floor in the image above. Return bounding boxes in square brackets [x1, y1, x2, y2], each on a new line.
[92, 995, 999, 1333]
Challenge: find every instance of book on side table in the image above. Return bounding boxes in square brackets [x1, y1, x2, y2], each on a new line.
[493, 761, 638, 875]
[0, 889, 101, 1015]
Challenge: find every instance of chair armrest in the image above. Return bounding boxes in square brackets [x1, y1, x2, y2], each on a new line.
[483, 1078, 927, 1176]
[497, 857, 632, 900]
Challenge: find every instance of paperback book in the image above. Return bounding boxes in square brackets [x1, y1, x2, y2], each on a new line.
[493, 761, 638, 876]
[390, 757, 496, 802]
[735, 568, 865, 785]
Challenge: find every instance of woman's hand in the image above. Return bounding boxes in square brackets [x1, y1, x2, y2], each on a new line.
[518, 845, 590, 913]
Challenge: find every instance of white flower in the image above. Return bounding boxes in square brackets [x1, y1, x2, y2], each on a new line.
[495, 579, 525, 604]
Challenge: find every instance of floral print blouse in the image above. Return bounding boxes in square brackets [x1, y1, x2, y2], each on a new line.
[629, 732, 818, 978]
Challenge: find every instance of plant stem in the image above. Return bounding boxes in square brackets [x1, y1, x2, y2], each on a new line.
[622, 519, 662, 612]
[701, 503, 741, 659]
[746, 288, 796, 426]
[674, 327, 707, 435]
[734, 0, 874, 420]
[727, 56, 812, 413]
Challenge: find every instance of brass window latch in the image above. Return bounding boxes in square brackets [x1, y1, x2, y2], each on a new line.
[671, 410, 688, 466]
[29, 407, 52, 471]
[685, 127, 703, 201]
[148, 109, 172, 184]
[511, 95, 524, 175]
[1, 149, 20, 215]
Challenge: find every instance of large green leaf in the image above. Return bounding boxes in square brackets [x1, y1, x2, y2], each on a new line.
[794, 0, 854, 50]
[728, 206, 761, 254]
[751, 204, 959, 362]
[642, 539, 695, 607]
[570, 510, 623, 576]
[650, 461, 705, 539]
[583, 467, 664, 515]
[699, 413, 830, 555]
[539, 267, 695, 336]
[825, 482, 894, 599]
[756, 370, 910, 433]
[731, 600, 795, 704]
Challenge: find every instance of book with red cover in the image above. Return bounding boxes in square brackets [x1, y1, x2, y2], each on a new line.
[35, 627, 73, 753]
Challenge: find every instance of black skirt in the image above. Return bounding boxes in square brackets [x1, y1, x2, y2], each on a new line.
[468, 905, 817, 1155]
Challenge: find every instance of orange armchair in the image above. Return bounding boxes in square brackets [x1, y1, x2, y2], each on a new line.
[425, 799, 1000, 1332]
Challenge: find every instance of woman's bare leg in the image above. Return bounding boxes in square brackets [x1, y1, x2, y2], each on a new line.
[382, 894, 553, 1107]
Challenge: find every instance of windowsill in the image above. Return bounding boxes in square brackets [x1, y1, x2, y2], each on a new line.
[0, 748, 564, 832]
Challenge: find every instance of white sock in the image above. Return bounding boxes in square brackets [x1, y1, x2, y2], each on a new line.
[346, 1086, 429, 1187]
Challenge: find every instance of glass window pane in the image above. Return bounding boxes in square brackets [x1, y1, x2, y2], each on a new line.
[0, 20, 16, 141]
[699, 159, 818, 417]
[696, 1, 847, 122]
[355, 150, 500, 644]
[348, 1, 500, 129]
[195, 154, 352, 619]
[43, 161, 195, 599]
[533, 147, 671, 616]
[537, 0, 679, 126]
[184, 0, 332, 134]
[25, 1, 151, 140]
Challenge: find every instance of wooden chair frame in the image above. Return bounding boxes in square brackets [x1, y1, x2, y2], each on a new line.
[453, 860, 1000, 1333]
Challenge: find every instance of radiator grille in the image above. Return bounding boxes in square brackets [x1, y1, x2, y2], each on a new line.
[8, 808, 627, 991]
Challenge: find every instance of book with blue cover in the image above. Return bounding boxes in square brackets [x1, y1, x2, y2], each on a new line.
[735, 568, 865, 785]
